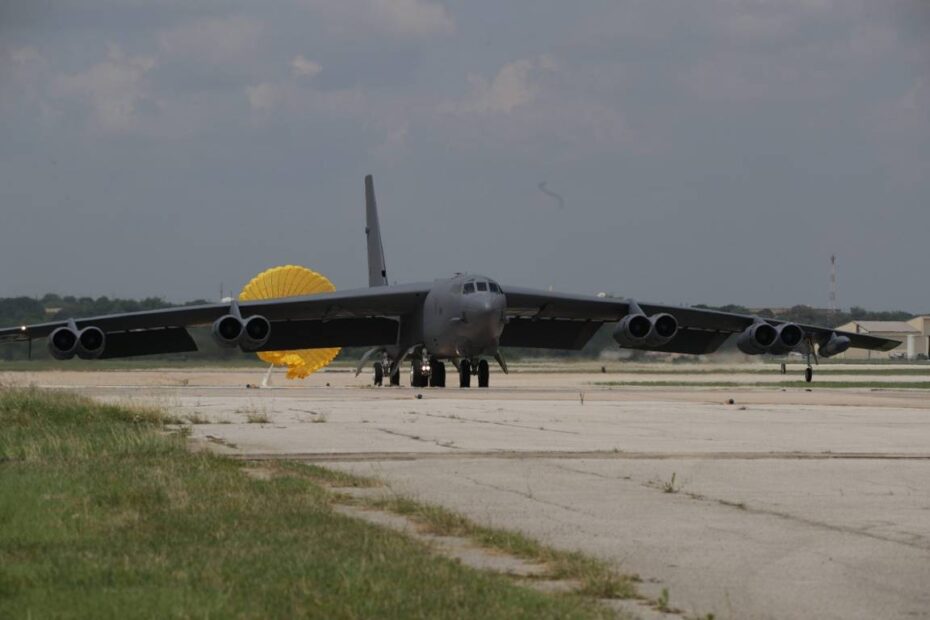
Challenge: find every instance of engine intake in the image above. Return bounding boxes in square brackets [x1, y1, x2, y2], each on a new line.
[818, 333, 851, 358]
[240, 315, 271, 351]
[48, 327, 79, 360]
[212, 315, 244, 348]
[613, 313, 679, 348]
[76, 327, 106, 359]
[211, 313, 271, 350]
[736, 322, 778, 355]
[768, 323, 804, 355]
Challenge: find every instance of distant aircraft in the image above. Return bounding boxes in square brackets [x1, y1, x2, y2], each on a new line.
[0, 176, 898, 386]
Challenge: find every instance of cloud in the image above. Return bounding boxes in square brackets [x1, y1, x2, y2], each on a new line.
[301, 0, 454, 38]
[158, 15, 263, 65]
[454, 58, 550, 115]
[291, 55, 322, 78]
[50, 45, 155, 132]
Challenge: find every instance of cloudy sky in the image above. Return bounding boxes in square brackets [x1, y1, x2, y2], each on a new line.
[1, 1, 927, 310]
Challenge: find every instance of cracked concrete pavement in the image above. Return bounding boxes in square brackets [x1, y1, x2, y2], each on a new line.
[6, 366, 930, 619]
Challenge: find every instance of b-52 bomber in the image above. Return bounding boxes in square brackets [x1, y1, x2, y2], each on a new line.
[0, 176, 898, 386]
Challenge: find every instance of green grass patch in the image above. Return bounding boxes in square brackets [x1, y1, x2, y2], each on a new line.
[0, 387, 608, 619]
[593, 381, 930, 390]
[367, 495, 638, 600]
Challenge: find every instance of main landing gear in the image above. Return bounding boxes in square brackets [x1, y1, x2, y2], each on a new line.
[373, 359, 401, 386]
[458, 359, 490, 388]
[804, 334, 816, 383]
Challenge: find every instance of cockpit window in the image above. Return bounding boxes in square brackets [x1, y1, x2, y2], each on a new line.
[463, 282, 475, 294]
[476, 281, 488, 292]
[488, 282, 500, 294]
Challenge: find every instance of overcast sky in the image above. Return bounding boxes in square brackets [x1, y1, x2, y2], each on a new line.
[1, 1, 927, 310]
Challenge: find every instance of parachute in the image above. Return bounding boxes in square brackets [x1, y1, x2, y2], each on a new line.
[239, 265, 340, 379]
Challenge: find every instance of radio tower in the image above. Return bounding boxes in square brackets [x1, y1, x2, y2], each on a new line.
[829, 255, 837, 315]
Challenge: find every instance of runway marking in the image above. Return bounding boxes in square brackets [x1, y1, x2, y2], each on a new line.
[226, 450, 930, 463]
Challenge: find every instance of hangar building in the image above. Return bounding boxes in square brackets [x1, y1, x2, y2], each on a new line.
[834, 316, 930, 360]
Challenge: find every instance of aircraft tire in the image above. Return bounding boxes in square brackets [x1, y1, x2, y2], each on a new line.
[373, 362, 384, 386]
[459, 360, 471, 388]
[390, 366, 400, 386]
[478, 359, 490, 388]
[805, 367, 813, 383]
[429, 359, 445, 387]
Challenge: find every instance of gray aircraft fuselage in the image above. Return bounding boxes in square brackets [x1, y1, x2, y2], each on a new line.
[420, 273, 506, 360]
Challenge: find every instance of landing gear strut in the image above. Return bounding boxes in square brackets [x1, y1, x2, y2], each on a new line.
[804, 334, 817, 383]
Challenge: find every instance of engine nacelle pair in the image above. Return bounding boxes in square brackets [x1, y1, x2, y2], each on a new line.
[48, 326, 106, 360]
[737, 322, 804, 355]
[211, 314, 271, 351]
[613, 313, 679, 348]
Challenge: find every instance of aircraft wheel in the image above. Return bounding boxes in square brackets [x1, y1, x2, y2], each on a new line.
[478, 359, 490, 388]
[429, 359, 444, 387]
[390, 366, 400, 386]
[373, 362, 384, 386]
[459, 360, 471, 388]
[411, 361, 428, 387]
[805, 367, 813, 383]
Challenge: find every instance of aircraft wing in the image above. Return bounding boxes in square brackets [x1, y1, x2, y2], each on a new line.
[501, 286, 900, 354]
[0, 283, 431, 356]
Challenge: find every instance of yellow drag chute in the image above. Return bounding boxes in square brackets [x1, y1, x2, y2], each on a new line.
[239, 265, 340, 379]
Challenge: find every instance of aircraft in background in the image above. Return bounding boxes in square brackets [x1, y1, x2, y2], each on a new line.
[0, 175, 898, 386]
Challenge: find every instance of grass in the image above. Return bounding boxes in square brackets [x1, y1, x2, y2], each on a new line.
[0, 387, 609, 619]
[593, 380, 930, 389]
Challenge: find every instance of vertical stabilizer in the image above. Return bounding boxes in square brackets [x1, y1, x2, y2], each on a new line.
[365, 174, 388, 287]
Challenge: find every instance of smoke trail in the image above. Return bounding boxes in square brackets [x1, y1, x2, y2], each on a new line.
[538, 181, 565, 209]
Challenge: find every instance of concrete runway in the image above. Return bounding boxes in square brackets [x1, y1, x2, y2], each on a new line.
[8, 367, 930, 619]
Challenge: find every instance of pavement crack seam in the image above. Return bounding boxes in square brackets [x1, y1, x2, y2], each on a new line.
[461, 475, 589, 516]
[375, 427, 462, 450]
[645, 484, 930, 553]
[418, 411, 581, 435]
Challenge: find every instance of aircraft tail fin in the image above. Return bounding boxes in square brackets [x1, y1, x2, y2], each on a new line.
[365, 174, 388, 287]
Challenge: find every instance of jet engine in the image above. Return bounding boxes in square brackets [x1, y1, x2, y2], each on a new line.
[646, 313, 679, 347]
[212, 315, 244, 348]
[48, 326, 79, 360]
[240, 315, 271, 351]
[48, 326, 106, 360]
[613, 313, 679, 348]
[76, 326, 106, 359]
[818, 332, 851, 358]
[736, 322, 778, 355]
[211, 314, 271, 350]
[767, 323, 804, 355]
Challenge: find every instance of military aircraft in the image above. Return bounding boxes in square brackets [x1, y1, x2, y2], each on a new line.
[0, 175, 899, 386]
